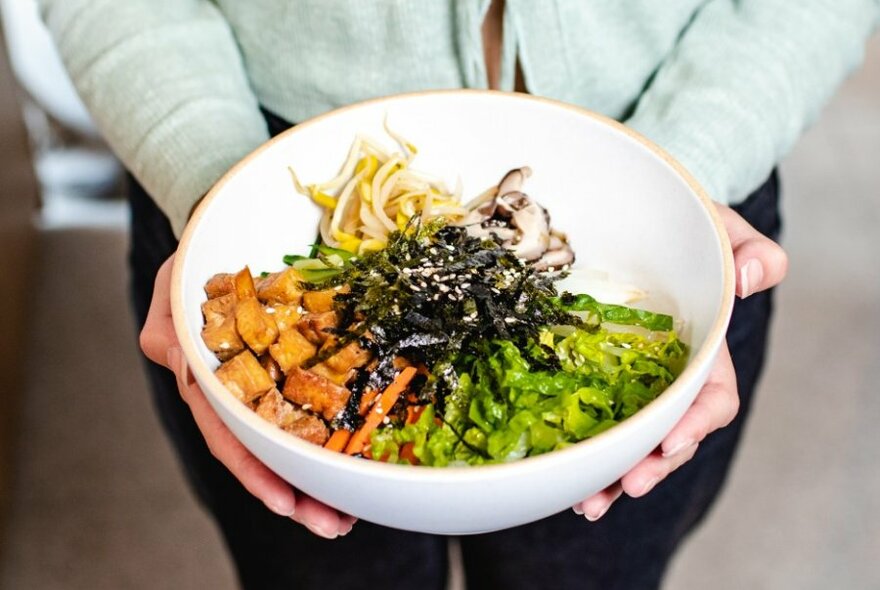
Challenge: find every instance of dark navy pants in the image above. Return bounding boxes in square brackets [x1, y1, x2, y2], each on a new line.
[129, 111, 780, 590]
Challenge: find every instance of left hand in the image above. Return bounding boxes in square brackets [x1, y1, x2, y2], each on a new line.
[573, 203, 788, 520]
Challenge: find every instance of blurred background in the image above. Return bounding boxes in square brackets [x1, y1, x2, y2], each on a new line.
[0, 2, 877, 588]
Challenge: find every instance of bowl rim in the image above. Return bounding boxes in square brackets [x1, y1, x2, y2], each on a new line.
[171, 89, 735, 483]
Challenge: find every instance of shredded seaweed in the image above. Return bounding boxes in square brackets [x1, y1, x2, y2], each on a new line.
[321, 223, 583, 402]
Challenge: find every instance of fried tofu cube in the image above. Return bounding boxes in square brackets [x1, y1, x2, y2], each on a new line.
[233, 266, 257, 299]
[296, 311, 339, 345]
[255, 388, 296, 427]
[324, 341, 371, 374]
[257, 267, 304, 306]
[204, 273, 236, 299]
[201, 293, 244, 360]
[201, 316, 245, 361]
[302, 288, 337, 313]
[215, 350, 275, 403]
[254, 389, 329, 445]
[284, 412, 330, 446]
[269, 328, 317, 373]
[235, 298, 279, 355]
[259, 354, 283, 383]
[308, 362, 352, 386]
[282, 367, 351, 421]
[266, 304, 301, 333]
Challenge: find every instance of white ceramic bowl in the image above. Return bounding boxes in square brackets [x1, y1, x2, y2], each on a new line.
[172, 90, 734, 535]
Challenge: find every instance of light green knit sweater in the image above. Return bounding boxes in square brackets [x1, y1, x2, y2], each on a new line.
[39, 0, 879, 236]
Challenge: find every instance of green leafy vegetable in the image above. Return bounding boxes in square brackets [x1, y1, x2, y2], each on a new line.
[371, 325, 688, 466]
[557, 292, 674, 332]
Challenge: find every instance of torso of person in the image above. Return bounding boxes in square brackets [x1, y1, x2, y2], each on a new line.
[482, 0, 526, 92]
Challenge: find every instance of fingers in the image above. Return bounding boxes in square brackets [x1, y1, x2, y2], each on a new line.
[169, 345, 356, 539]
[660, 342, 738, 457]
[139, 255, 176, 367]
[145, 254, 355, 538]
[169, 349, 298, 517]
[716, 203, 787, 298]
[620, 442, 700, 499]
[573, 343, 738, 520]
[573, 482, 623, 521]
[293, 495, 359, 539]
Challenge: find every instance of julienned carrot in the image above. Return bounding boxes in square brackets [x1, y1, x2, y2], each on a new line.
[357, 389, 379, 416]
[324, 389, 380, 453]
[324, 428, 351, 452]
[344, 366, 417, 456]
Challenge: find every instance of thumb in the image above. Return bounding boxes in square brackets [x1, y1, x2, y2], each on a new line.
[139, 254, 178, 368]
[716, 204, 788, 298]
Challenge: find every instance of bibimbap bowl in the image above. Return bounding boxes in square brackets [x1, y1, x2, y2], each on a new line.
[172, 91, 734, 534]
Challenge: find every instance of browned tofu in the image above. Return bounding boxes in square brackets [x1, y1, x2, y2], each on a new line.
[302, 288, 336, 313]
[284, 412, 330, 446]
[269, 328, 317, 373]
[296, 311, 339, 345]
[201, 316, 245, 361]
[260, 354, 283, 383]
[257, 267, 304, 306]
[267, 304, 301, 332]
[204, 273, 235, 299]
[324, 340, 371, 374]
[201, 293, 244, 360]
[215, 350, 275, 403]
[253, 389, 328, 444]
[282, 367, 351, 421]
[235, 297, 279, 355]
[233, 266, 257, 299]
[308, 361, 352, 386]
[255, 388, 296, 427]
[202, 292, 237, 323]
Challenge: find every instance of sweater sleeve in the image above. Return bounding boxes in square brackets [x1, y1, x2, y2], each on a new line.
[38, 0, 271, 237]
[625, 0, 879, 204]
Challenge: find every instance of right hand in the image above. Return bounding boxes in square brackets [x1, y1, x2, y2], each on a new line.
[139, 254, 357, 539]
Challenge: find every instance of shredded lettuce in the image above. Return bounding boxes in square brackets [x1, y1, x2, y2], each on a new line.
[557, 292, 674, 332]
[370, 320, 688, 466]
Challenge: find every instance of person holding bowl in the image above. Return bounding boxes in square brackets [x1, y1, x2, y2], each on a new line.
[38, 1, 877, 588]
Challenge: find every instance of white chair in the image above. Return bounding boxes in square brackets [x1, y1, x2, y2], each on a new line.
[1, 0, 125, 228]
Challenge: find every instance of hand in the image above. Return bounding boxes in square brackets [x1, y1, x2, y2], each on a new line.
[573, 203, 788, 520]
[140, 255, 357, 539]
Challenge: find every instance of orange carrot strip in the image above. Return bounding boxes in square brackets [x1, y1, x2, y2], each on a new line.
[324, 429, 352, 452]
[399, 442, 419, 465]
[357, 390, 379, 416]
[344, 366, 417, 456]
[406, 404, 426, 425]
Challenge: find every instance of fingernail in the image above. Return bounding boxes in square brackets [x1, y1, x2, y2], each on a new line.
[584, 502, 611, 522]
[305, 522, 338, 539]
[663, 439, 694, 458]
[338, 521, 355, 537]
[266, 499, 295, 517]
[572, 504, 584, 516]
[638, 477, 661, 497]
[739, 260, 763, 299]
